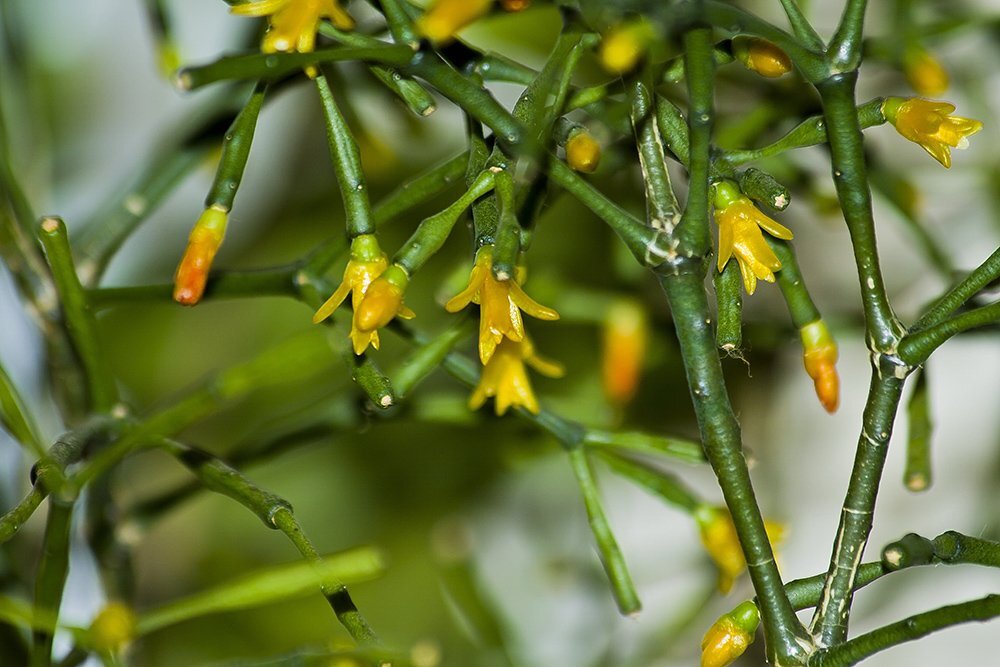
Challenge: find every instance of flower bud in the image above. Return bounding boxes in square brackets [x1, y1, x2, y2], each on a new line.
[417, 0, 493, 45]
[89, 601, 137, 654]
[602, 299, 647, 407]
[904, 48, 949, 97]
[695, 505, 784, 593]
[565, 129, 602, 173]
[800, 319, 839, 413]
[732, 36, 792, 78]
[173, 204, 228, 306]
[355, 264, 414, 333]
[700, 601, 760, 667]
[599, 19, 655, 75]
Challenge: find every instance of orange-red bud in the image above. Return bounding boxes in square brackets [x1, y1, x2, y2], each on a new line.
[602, 299, 647, 407]
[173, 205, 228, 306]
[800, 320, 839, 413]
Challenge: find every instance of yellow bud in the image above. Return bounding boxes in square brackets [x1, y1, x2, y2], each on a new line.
[732, 36, 792, 78]
[696, 505, 784, 593]
[602, 299, 647, 406]
[700, 601, 760, 667]
[417, 0, 493, 44]
[565, 130, 602, 173]
[355, 265, 412, 333]
[173, 204, 228, 306]
[904, 48, 949, 97]
[89, 601, 137, 654]
[599, 19, 654, 75]
[800, 320, 840, 413]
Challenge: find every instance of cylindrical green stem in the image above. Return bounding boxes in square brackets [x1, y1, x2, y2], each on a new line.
[205, 82, 266, 211]
[657, 270, 810, 665]
[315, 73, 375, 239]
[714, 260, 743, 351]
[912, 245, 1000, 330]
[679, 26, 714, 256]
[898, 300, 1000, 366]
[810, 371, 905, 647]
[816, 73, 900, 351]
[31, 500, 74, 667]
[770, 239, 821, 328]
[598, 451, 701, 513]
[38, 217, 118, 413]
[904, 367, 932, 491]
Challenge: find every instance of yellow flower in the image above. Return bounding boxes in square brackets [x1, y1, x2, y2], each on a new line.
[88, 601, 137, 654]
[174, 204, 228, 306]
[354, 264, 415, 339]
[732, 35, 792, 78]
[700, 601, 760, 667]
[445, 245, 559, 365]
[695, 505, 785, 594]
[469, 337, 563, 415]
[904, 48, 949, 97]
[231, 0, 354, 76]
[800, 319, 839, 414]
[313, 235, 401, 355]
[882, 97, 983, 168]
[599, 19, 655, 75]
[416, 0, 493, 45]
[712, 181, 793, 295]
[565, 129, 602, 173]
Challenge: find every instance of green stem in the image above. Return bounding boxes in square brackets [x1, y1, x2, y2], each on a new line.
[205, 82, 266, 211]
[912, 245, 1000, 330]
[904, 368, 932, 491]
[778, 0, 826, 51]
[679, 26, 714, 256]
[31, 500, 74, 667]
[567, 448, 641, 615]
[629, 75, 680, 235]
[38, 217, 118, 413]
[827, 0, 869, 71]
[898, 300, 1000, 366]
[722, 99, 885, 167]
[816, 73, 900, 351]
[315, 72, 375, 239]
[657, 271, 810, 665]
[714, 260, 743, 351]
[0, 362, 45, 456]
[391, 319, 471, 398]
[809, 372, 905, 647]
[598, 451, 701, 513]
[490, 169, 520, 280]
[174, 45, 415, 90]
[87, 266, 297, 309]
[770, 239, 821, 328]
[392, 170, 495, 274]
[811, 595, 1000, 667]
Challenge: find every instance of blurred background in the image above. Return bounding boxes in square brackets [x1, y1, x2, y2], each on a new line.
[1, 0, 1000, 665]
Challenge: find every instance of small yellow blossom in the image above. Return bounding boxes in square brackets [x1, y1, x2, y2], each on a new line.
[354, 264, 415, 340]
[599, 19, 655, 75]
[445, 245, 559, 365]
[695, 505, 785, 594]
[469, 337, 563, 415]
[700, 601, 760, 667]
[565, 129, 602, 173]
[712, 181, 793, 295]
[882, 97, 983, 168]
[903, 48, 949, 97]
[732, 35, 792, 78]
[602, 299, 647, 408]
[174, 204, 228, 306]
[313, 235, 401, 354]
[88, 601, 137, 654]
[416, 0, 493, 45]
[800, 319, 840, 414]
[231, 0, 354, 77]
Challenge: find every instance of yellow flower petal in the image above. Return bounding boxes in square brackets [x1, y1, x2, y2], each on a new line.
[230, 0, 291, 17]
[312, 279, 353, 323]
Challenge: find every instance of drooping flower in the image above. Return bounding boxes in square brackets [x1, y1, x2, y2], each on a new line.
[313, 234, 403, 354]
[445, 245, 559, 365]
[353, 264, 415, 339]
[695, 505, 785, 594]
[903, 48, 949, 97]
[732, 35, 792, 78]
[469, 337, 563, 415]
[416, 0, 493, 45]
[231, 0, 354, 76]
[882, 97, 983, 168]
[712, 181, 793, 295]
[174, 204, 228, 306]
[800, 319, 840, 413]
[602, 299, 647, 408]
[565, 128, 602, 173]
[700, 601, 760, 667]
